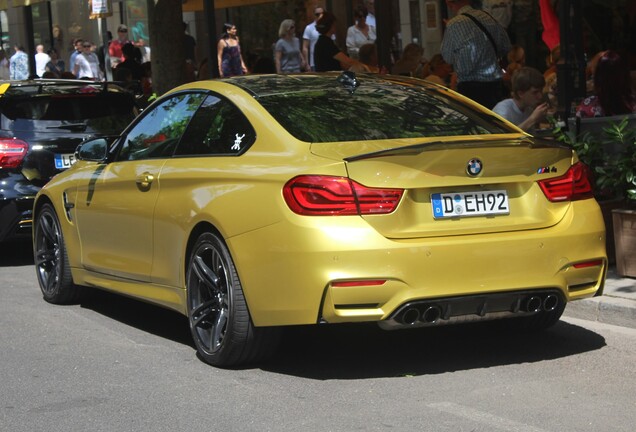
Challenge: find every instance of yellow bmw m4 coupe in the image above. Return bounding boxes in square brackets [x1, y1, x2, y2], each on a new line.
[33, 73, 606, 367]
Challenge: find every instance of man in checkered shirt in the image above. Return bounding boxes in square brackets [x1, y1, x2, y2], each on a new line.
[441, 0, 511, 109]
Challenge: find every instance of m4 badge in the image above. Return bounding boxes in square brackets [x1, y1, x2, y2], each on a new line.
[537, 166, 558, 174]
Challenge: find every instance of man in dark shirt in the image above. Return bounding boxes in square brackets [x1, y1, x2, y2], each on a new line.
[314, 11, 358, 72]
[183, 22, 197, 65]
[115, 43, 144, 83]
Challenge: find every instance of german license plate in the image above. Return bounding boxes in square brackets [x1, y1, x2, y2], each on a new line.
[431, 190, 509, 219]
[54, 153, 76, 169]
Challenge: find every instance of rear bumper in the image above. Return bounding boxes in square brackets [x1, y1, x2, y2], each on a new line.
[377, 289, 564, 330]
[228, 200, 607, 327]
[0, 197, 34, 242]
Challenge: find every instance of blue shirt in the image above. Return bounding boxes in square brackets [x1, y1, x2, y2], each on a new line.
[9, 51, 29, 80]
[441, 5, 510, 83]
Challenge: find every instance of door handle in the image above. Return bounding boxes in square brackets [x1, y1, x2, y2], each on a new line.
[136, 172, 155, 189]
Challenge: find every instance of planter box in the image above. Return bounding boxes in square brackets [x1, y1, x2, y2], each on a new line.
[599, 198, 624, 265]
[612, 208, 636, 278]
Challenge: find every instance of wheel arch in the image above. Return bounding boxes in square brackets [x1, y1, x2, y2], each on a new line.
[185, 221, 224, 278]
[33, 194, 54, 220]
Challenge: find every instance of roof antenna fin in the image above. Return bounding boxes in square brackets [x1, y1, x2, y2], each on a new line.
[337, 71, 359, 94]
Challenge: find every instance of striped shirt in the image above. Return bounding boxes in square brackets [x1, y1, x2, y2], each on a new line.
[441, 5, 510, 83]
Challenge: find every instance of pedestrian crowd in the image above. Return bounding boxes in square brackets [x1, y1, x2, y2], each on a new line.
[1, 23, 153, 99]
[1, 0, 634, 131]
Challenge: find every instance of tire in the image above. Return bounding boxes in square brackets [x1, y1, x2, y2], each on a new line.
[33, 203, 81, 304]
[186, 232, 280, 367]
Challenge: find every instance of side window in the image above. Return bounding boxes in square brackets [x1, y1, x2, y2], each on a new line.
[175, 94, 256, 156]
[117, 93, 205, 161]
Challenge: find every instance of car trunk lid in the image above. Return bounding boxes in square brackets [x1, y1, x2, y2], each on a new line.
[310, 135, 577, 239]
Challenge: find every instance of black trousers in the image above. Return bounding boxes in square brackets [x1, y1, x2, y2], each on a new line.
[457, 80, 505, 109]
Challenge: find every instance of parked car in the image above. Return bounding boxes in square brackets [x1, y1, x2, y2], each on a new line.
[0, 79, 139, 242]
[32, 73, 607, 367]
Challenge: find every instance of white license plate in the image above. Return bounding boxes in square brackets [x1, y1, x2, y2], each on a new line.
[54, 153, 76, 169]
[431, 190, 509, 219]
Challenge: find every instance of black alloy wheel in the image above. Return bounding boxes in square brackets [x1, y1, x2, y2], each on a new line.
[33, 203, 80, 304]
[186, 232, 279, 367]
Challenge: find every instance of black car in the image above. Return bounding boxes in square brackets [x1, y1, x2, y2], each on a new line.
[0, 79, 139, 242]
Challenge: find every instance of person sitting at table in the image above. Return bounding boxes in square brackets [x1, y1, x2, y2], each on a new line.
[576, 50, 636, 118]
[492, 67, 548, 132]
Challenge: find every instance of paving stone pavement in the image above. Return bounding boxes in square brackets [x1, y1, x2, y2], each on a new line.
[564, 266, 636, 329]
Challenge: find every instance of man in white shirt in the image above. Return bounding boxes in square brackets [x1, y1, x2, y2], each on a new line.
[302, 6, 325, 71]
[74, 41, 104, 80]
[365, 0, 376, 27]
[34, 44, 50, 78]
[492, 67, 548, 132]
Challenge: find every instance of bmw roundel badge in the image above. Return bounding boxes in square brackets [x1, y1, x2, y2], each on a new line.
[466, 158, 483, 176]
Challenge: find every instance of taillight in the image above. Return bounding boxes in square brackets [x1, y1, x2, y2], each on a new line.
[0, 139, 29, 169]
[538, 162, 594, 202]
[283, 175, 403, 216]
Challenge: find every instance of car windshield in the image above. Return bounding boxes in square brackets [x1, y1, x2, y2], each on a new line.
[253, 76, 514, 142]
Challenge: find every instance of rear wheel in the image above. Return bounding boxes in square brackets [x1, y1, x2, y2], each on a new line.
[33, 203, 81, 304]
[186, 232, 279, 367]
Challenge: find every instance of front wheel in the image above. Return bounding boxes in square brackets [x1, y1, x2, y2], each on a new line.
[33, 203, 81, 304]
[186, 232, 279, 367]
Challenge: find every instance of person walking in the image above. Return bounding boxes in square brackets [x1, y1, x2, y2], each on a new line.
[34, 44, 51, 78]
[302, 6, 325, 71]
[115, 43, 144, 82]
[217, 23, 247, 78]
[441, 0, 510, 108]
[314, 11, 360, 72]
[9, 45, 29, 80]
[275, 19, 307, 74]
[109, 24, 131, 67]
[74, 41, 103, 80]
[69, 39, 83, 72]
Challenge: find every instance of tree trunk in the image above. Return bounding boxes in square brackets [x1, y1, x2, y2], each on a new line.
[147, 0, 187, 96]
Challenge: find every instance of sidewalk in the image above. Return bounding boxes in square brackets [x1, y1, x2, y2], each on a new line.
[564, 266, 636, 329]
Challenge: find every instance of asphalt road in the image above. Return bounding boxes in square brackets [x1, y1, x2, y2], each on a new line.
[2, 240, 636, 432]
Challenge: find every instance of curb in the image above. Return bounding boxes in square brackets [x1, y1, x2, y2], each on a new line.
[564, 295, 636, 329]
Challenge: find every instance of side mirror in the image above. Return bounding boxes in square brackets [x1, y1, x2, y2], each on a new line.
[75, 138, 109, 162]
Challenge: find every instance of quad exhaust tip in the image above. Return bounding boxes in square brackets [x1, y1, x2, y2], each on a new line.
[401, 305, 442, 325]
[393, 292, 561, 328]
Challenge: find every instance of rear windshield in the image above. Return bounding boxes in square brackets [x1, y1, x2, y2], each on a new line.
[1, 93, 136, 121]
[256, 79, 513, 142]
[1, 92, 137, 134]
